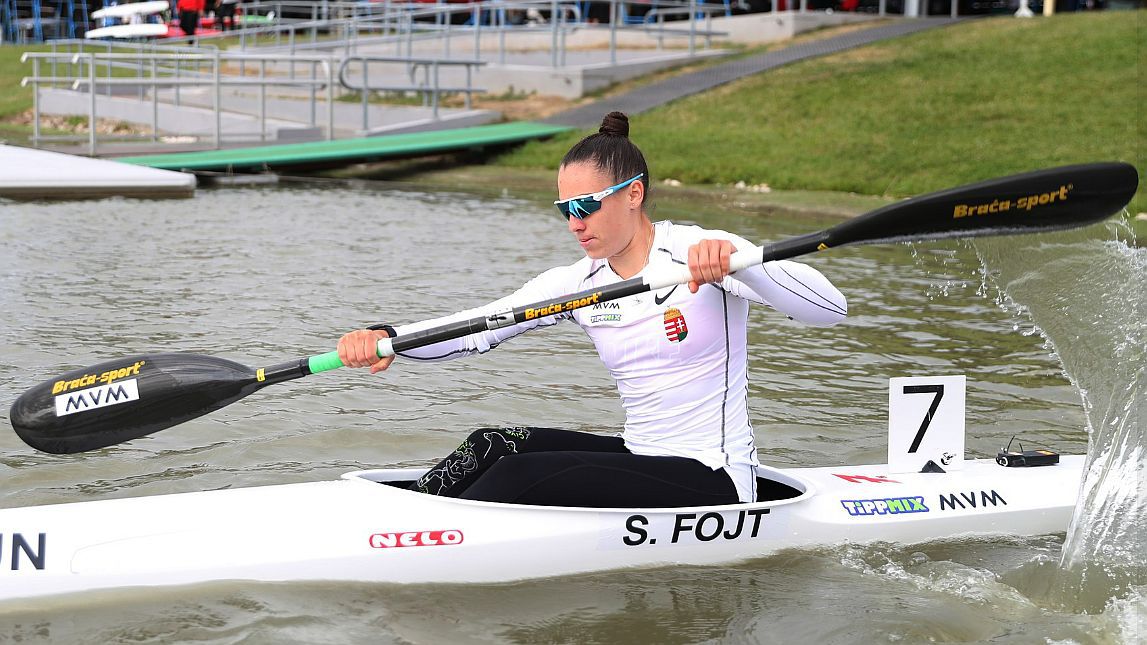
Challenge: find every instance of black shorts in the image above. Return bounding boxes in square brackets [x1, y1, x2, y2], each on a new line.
[414, 427, 738, 508]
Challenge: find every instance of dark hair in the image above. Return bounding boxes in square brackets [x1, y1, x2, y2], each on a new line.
[561, 111, 650, 205]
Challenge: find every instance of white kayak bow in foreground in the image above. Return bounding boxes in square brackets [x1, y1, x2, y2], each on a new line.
[0, 456, 1082, 603]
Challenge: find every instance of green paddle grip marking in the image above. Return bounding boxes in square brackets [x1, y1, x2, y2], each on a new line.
[307, 351, 345, 374]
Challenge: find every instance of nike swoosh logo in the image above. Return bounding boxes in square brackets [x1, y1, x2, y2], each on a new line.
[654, 285, 678, 306]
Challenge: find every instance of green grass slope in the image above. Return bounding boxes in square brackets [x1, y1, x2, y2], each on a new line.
[498, 12, 1143, 213]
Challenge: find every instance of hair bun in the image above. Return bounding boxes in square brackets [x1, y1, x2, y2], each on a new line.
[598, 111, 629, 137]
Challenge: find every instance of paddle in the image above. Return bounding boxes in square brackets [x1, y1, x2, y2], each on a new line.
[10, 161, 1138, 454]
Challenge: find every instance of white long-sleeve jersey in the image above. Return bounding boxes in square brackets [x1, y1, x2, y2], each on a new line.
[392, 221, 847, 502]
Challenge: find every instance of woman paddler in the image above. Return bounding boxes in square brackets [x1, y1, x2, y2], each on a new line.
[337, 111, 847, 507]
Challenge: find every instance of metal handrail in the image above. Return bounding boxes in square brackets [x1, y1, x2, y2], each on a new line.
[225, 0, 726, 67]
[22, 51, 334, 62]
[22, 51, 337, 154]
[21, 49, 492, 154]
[48, 38, 217, 53]
[338, 55, 486, 125]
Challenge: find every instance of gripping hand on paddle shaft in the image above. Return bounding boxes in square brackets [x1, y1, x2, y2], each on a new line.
[688, 239, 737, 294]
[334, 239, 735, 370]
[338, 329, 395, 374]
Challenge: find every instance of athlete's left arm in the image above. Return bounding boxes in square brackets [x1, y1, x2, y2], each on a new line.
[698, 234, 848, 327]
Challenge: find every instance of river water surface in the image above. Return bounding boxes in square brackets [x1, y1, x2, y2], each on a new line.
[0, 180, 1141, 643]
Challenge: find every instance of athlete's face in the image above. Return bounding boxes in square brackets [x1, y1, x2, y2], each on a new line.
[557, 162, 645, 261]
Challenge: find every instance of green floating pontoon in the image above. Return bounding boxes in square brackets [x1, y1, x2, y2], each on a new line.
[117, 122, 573, 172]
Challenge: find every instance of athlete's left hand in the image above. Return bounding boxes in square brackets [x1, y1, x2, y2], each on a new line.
[687, 239, 735, 293]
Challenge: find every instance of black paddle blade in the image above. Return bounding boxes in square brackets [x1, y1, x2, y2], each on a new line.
[827, 161, 1140, 247]
[10, 354, 263, 454]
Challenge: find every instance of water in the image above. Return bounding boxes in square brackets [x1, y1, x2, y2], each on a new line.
[973, 223, 1146, 621]
[0, 182, 1140, 643]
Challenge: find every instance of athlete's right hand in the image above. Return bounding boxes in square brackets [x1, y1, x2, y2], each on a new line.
[337, 329, 395, 374]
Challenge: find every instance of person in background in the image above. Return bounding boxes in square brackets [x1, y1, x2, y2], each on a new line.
[215, 0, 240, 30]
[176, 0, 205, 41]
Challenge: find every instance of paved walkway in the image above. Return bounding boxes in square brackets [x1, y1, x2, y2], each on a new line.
[543, 17, 961, 128]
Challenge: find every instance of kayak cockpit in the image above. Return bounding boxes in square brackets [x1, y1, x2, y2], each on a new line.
[342, 464, 811, 507]
[753, 474, 804, 503]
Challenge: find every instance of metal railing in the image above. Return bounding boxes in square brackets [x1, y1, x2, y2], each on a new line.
[38, 39, 218, 98]
[21, 49, 485, 154]
[22, 51, 330, 153]
[338, 55, 485, 126]
[215, 0, 727, 67]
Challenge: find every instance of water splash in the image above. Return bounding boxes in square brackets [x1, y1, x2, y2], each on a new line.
[972, 216, 1146, 619]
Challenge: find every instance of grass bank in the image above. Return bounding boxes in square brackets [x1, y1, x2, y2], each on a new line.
[0, 45, 45, 143]
[496, 12, 1144, 214]
[0, 45, 44, 120]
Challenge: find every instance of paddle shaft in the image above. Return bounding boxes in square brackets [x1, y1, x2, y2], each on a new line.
[299, 161, 1138, 368]
[300, 229, 818, 369]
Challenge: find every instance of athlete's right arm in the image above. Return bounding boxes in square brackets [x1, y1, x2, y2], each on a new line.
[339, 263, 584, 369]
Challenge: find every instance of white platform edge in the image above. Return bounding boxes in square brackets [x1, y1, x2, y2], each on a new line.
[0, 144, 196, 199]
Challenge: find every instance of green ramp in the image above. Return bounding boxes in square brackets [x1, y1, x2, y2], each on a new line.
[117, 122, 573, 172]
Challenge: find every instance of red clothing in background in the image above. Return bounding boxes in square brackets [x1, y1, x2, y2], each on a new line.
[177, 0, 206, 12]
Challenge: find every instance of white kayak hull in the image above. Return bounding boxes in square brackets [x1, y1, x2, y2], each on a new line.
[91, 1, 169, 20]
[0, 456, 1083, 603]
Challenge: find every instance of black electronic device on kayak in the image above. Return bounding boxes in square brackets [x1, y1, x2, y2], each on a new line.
[996, 436, 1060, 467]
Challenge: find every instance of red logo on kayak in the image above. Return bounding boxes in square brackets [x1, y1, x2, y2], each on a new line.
[369, 530, 464, 548]
[663, 307, 688, 343]
[833, 474, 900, 484]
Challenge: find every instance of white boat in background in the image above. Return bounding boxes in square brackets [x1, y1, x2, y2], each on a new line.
[85, 23, 168, 39]
[90, 0, 169, 20]
[86, 1, 168, 39]
[0, 454, 1083, 603]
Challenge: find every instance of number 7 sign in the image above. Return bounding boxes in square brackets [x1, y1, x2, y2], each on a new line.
[888, 375, 966, 473]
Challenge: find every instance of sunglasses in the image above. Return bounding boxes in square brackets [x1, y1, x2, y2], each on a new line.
[554, 173, 644, 220]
